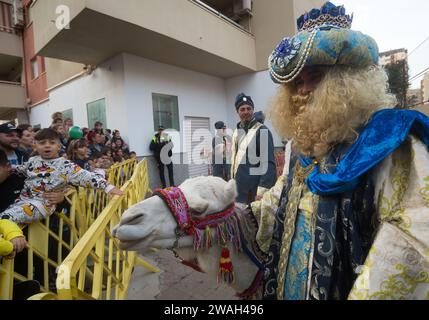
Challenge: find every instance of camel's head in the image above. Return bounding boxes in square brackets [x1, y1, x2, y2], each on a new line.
[112, 176, 237, 252]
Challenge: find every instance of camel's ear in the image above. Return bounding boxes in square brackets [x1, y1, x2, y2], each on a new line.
[224, 179, 238, 204]
[188, 195, 209, 213]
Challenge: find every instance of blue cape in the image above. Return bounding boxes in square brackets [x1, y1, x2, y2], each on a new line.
[300, 109, 429, 196]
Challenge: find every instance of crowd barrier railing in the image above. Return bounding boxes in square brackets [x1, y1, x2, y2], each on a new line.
[0, 159, 156, 300]
[55, 159, 158, 300]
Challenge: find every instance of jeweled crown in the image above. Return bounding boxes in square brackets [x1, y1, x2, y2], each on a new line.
[297, 2, 353, 32]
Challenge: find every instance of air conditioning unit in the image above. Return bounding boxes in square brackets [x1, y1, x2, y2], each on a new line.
[233, 0, 252, 15]
[12, 0, 25, 28]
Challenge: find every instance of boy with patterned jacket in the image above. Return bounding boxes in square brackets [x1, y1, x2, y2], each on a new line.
[1, 129, 124, 224]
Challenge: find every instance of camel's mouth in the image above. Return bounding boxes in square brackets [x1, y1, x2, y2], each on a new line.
[112, 224, 150, 244]
[117, 238, 147, 251]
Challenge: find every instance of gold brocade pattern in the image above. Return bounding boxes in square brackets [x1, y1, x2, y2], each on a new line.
[349, 244, 429, 300]
[379, 143, 412, 230]
[420, 177, 429, 208]
[276, 161, 314, 300]
[349, 137, 429, 300]
[251, 176, 286, 253]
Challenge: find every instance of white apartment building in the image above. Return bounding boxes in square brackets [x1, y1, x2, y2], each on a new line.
[25, 0, 324, 185]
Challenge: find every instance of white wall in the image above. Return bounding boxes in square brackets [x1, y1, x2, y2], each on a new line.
[29, 54, 127, 137]
[29, 53, 283, 158]
[225, 70, 283, 147]
[123, 53, 228, 156]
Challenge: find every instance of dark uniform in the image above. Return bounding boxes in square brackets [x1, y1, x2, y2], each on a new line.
[212, 121, 231, 181]
[149, 129, 175, 188]
[231, 94, 276, 204]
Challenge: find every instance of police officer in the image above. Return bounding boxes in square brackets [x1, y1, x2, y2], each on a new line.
[149, 126, 175, 188]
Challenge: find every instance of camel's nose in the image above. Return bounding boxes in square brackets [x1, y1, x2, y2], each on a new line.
[120, 212, 144, 226]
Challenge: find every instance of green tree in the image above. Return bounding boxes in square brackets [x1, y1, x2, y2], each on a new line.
[384, 60, 410, 108]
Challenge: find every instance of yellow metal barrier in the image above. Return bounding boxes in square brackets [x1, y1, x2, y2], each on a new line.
[0, 189, 88, 299]
[107, 159, 137, 188]
[55, 159, 158, 300]
[0, 159, 145, 300]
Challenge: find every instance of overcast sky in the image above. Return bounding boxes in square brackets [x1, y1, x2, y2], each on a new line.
[340, 0, 429, 89]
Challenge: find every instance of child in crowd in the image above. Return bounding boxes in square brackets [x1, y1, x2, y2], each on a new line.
[67, 138, 91, 171]
[52, 123, 68, 154]
[1, 129, 124, 224]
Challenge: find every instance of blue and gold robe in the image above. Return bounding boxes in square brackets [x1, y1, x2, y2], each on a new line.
[250, 109, 429, 300]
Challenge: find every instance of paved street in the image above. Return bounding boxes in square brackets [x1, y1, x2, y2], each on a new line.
[127, 250, 237, 300]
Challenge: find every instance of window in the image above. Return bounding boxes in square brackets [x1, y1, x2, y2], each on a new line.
[87, 98, 107, 129]
[40, 57, 46, 73]
[31, 58, 39, 79]
[62, 109, 73, 122]
[152, 93, 180, 131]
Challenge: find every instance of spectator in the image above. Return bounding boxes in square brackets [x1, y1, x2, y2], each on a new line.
[51, 112, 63, 122]
[17, 124, 34, 158]
[114, 149, 125, 162]
[0, 145, 65, 214]
[129, 151, 137, 159]
[52, 123, 68, 153]
[64, 118, 73, 133]
[82, 128, 90, 138]
[87, 131, 105, 157]
[112, 138, 129, 155]
[0, 123, 28, 166]
[93, 121, 104, 135]
[149, 126, 175, 188]
[1, 129, 124, 224]
[113, 155, 123, 163]
[111, 130, 129, 148]
[101, 148, 113, 167]
[0, 150, 27, 251]
[112, 130, 121, 140]
[0, 149, 24, 212]
[67, 138, 90, 171]
[102, 147, 112, 159]
[105, 129, 112, 143]
[50, 112, 63, 128]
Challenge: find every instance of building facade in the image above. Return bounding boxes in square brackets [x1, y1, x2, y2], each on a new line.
[10, 0, 324, 186]
[422, 72, 429, 104]
[0, 0, 27, 122]
[379, 48, 408, 66]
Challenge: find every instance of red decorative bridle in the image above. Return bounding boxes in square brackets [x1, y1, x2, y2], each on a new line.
[153, 187, 241, 284]
[153, 186, 263, 298]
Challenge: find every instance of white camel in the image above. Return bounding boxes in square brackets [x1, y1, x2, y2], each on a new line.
[112, 176, 260, 296]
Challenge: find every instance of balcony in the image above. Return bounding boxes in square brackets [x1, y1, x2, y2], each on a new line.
[0, 80, 26, 119]
[31, 0, 257, 78]
[0, 1, 23, 58]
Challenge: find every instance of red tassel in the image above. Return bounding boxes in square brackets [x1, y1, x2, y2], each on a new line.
[218, 247, 234, 284]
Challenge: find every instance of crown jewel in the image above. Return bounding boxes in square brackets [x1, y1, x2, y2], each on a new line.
[297, 2, 353, 32]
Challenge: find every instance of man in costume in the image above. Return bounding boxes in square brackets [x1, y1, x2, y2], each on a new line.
[231, 93, 277, 204]
[246, 1, 429, 300]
